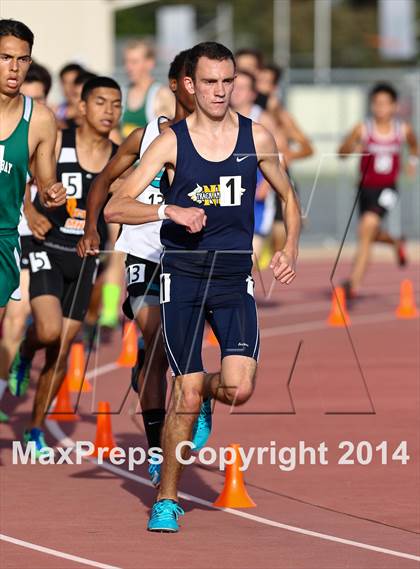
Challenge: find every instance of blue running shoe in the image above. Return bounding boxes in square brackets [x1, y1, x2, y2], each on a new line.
[148, 462, 161, 488]
[8, 351, 31, 396]
[147, 499, 184, 533]
[23, 428, 51, 459]
[192, 397, 212, 451]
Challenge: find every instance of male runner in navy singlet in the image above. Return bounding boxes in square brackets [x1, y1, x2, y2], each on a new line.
[105, 42, 301, 533]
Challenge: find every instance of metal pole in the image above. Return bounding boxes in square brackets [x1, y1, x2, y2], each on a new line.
[273, 0, 290, 68]
[216, 3, 234, 50]
[314, 0, 332, 83]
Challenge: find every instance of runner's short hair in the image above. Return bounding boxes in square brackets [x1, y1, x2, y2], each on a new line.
[168, 49, 190, 80]
[24, 61, 52, 96]
[125, 38, 155, 59]
[235, 48, 264, 69]
[369, 82, 398, 102]
[186, 42, 235, 80]
[74, 71, 97, 87]
[0, 19, 34, 52]
[81, 76, 122, 102]
[59, 63, 84, 80]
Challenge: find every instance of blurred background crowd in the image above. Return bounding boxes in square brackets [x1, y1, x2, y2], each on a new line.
[2, 0, 419, 247]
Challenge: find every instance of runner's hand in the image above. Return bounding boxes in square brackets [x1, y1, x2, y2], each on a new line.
[25, 202, 52, 240]
[270, 250, 297, 284]
[166, 205, 207, 233]
[77, 226, 101, 257]
[42, 182, 67, 208]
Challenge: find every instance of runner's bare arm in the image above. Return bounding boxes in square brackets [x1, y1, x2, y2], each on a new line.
[338, 123, 363, 157]
[279, 109, 314, 162]
[30, 104, 66, 208]
[23, 180, 52, 240]
[104, 129, 206, 233]
[254, 123, 301, 284]
[77, 128, 144, 257]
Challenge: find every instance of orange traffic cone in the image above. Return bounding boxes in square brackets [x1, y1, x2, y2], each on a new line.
[213, 443, 256, 508]
[327, 286, 350, 327]
[48, 377, 80, 421]
[67, 343, 92, 393]
[206, 327, 218, 346]
[90, 401, 116, 458]
[396, 279, 419, 319]
[116, 322, 137, 367]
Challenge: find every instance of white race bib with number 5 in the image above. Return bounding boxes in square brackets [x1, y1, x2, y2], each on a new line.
[219, 176, 246, 207]
[62, 172, 83, 199]
[378, 188, 398, 211]
[29, 251, 52, 273]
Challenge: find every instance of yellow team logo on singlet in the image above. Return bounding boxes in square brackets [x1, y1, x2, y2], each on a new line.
[188, 176, 246, 207]
[188, 183, 221, 206]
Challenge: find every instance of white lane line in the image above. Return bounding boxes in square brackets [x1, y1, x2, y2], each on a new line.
[0, 533, 122, 569]
[85, 362, 119, 380]
[45, 422, 420, 564]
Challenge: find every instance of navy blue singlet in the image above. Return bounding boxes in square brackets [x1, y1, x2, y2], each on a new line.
[160, 114, 258, 260]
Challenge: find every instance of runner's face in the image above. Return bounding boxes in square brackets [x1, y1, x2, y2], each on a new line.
[0, 36, 32, 96]
[21, 81, 47, 104]
[371, 92, 396, 122]
[257, 69, 276, 95]
[186, 57, 235, 119]
[81, 87, 122, 134]
[235, 54, 259, 75]
[124, 47, 154, 82]
[230, 73, 255, 109]
[61, 70, 79, 102]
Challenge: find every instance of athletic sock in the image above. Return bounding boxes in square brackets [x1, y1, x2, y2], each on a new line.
[99, 283, 121, 327]
[0, 379, 7, 400]
[142, 408, 166, 449]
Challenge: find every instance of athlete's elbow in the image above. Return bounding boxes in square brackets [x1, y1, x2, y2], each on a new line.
[104, 200, 119, 223]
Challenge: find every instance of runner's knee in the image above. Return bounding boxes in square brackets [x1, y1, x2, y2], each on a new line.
[175, 385, 202, 417]
[35, 321, 61, 346]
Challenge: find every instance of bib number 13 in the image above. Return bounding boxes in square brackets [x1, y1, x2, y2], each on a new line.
[219, 176, 244, 207]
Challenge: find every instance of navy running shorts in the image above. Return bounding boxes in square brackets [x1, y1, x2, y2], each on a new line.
[159, 251, 260, 376]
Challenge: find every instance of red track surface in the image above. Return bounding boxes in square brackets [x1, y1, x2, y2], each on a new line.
[1, 258, 419, 569]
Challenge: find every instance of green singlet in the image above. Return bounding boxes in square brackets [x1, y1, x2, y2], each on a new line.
[0, 95, 33, 306]
[121, 82, 160, 138]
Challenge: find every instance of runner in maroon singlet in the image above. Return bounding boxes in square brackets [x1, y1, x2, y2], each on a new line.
[338, 82, 418, 300]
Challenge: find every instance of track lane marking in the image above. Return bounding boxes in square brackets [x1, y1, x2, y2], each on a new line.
[0, 533, 122, 569]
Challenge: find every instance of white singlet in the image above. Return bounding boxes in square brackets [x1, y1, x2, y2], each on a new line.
[114, 116, 168, 263]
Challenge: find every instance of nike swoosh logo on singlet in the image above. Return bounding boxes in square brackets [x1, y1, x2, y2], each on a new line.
[236, 156, 249, 162]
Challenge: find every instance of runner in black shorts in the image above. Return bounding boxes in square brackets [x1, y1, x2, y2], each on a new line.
[9, 77, 122, 451]
[77, 50, 195, 488]
[339, 83, 418, 300]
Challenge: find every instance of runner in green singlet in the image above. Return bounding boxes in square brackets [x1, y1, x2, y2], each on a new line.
[0, 19, 66, 323]
[121, 39, 174, 137]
